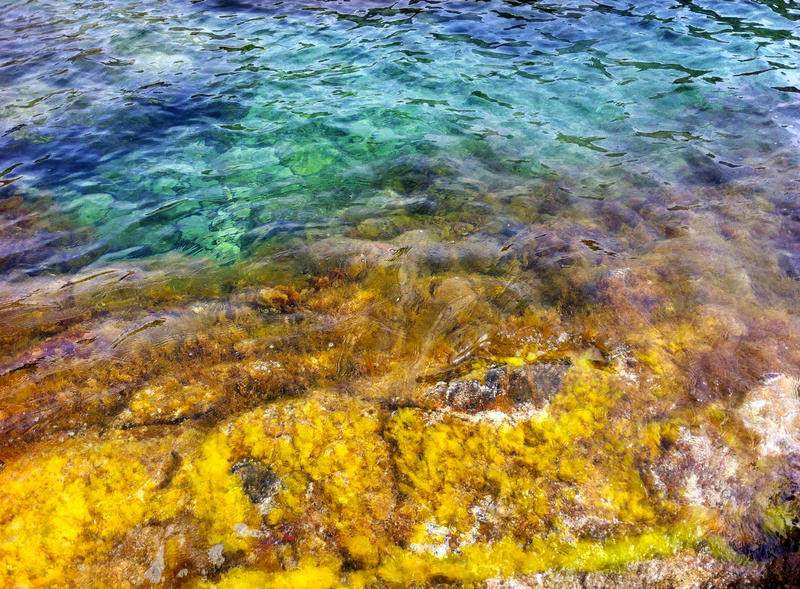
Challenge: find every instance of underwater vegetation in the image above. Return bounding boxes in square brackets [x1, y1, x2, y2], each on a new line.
[2, 0, 800, 586]
[3, 165, 800, 587]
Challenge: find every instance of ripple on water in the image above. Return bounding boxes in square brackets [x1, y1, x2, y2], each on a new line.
[1, 1, 800, 586]
[0, 0, 799, 264]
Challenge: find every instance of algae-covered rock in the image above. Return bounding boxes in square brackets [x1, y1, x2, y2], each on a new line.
[3, 174, 800, 588]
[257, 285, 301, 313]
[0, 429, 203, 586]
[114, 379, 222, 427]
[356, 216, 393, 240]
[70, 192, 114, 225]
[212, 240, 242, 264]
[639, 375, 800, 563]
[179, 214, 213, 244]
[308, 237, 394, 277]
[282, 145, 336, 176]
[0, 370, 789, 588]
[737, 374, 800, 459]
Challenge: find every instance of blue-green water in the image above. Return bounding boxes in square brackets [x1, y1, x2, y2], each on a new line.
[2, 0, 799, 268]
[4, 4, 800, 583]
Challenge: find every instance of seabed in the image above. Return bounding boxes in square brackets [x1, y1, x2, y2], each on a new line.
[2, 0, 800, 587]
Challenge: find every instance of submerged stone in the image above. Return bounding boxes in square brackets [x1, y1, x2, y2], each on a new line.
[508, 362, 570, 408]
[426, 373, 503, 413]
[257, 285, 301, 313]
[212, 240, 242, 264]
[778, 251, 800, 280]
[424, 362, 570, 413]
[115, 381, 221, 427]
[282, 146, 335, 176]
[384, 195, 440, 215]
[71, 192, 114, 225]
[357, 217, 393, 240]
[231, 458, 280, 505]
[737, 374, 800, 459]
[178, 214, 213, 245]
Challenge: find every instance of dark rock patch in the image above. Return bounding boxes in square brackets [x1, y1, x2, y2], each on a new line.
[426, 368, 506, 413]
[231, 458, 280, 505]
[778, 251, 800, 280]
[508, 362, 570, 408]
[425, 362, 569, 413]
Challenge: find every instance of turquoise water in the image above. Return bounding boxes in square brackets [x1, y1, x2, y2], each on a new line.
[4, 4, 800, 583]
[2, 0, 799, 267]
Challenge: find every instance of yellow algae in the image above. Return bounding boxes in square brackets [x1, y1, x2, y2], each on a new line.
[0, 371, 775, 587]
[196, 559, 341, 589]
[0, 396, 389, 586]
[223, 397, 397, 555]
[353, 524, 703, 587]
[0, 281, 793, 588]
[118, 380, 222, 425]
[384, 363, 673, 560]
[165, 429, 262, 552]
[0, 429, 198, 586]
[205, 526, 703, 588]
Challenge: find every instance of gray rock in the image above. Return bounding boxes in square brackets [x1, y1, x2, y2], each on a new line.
[427, 378, 498, 413]
[232, 458, 280, 505]
[425, 363, 569, 412]
[778, 251, 800, 280]
[508, 362, 570, 408]
[425, 367, 508, 412]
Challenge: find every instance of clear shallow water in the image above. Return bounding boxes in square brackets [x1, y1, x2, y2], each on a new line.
[1, 0, 799, 266]
[3, 1, 800, 587]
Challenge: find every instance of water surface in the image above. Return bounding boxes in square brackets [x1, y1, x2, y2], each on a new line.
[2, 0, 800, 587]
[2, 0, 799, 265]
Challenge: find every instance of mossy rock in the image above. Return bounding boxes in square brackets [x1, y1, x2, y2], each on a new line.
[282, 146, 337, 176]
[70, 192, 114, 225]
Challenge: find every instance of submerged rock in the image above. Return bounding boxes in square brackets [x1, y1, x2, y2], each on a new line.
[425, 362, 569, 413]
[357, 217, 393, 240]
[498, 222, 619, 273]
[778, 251, 800, 280]
[426, 367, 507, 413]
[308, 237, 394, 277]
[384, 194, 439, 215]
[507, 362, 570, 408]
[643, 375, 800, 562]
[115, 380, 221, 427]
[737, 374, 800, 459]
[70, 192, 114, 225]
[231, 457, 280, 506]
[281, 145, 336, 176]
[257, 285, 301, 313]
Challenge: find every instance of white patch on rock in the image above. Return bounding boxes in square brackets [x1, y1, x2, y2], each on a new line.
[737, 374, 800, 458]
[208, 543, 225, 568]
[233, 523, 262, 538]
[408, 521, 452, 558]
[143, 543, 165, 585]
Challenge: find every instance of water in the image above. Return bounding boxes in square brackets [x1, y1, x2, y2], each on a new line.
[2, 0, 799, 265]
[2, 0, 800, 586]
